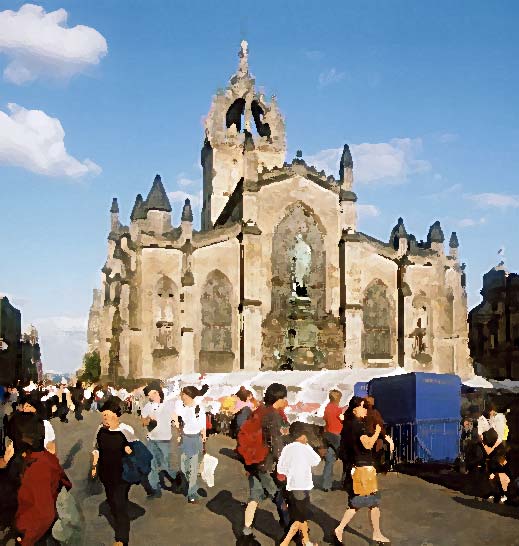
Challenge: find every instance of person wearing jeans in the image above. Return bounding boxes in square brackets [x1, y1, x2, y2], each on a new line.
[141, 382, 177, 497]
[173, 384, 209, 503]
[321, 389, 344, 491]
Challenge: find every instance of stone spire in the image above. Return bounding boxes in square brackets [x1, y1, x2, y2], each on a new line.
[449, 231, 459, 260]
[181, 198, 193, 222]
[130, 194, 146, 221]
[390, 217, 408, 254]
[146, 174, 172, 212]
[449, 232, 459, 248]
[427, 221, 445, 244]
[238, 40, 249, 77]
[110, 197, 120, 232]
[110, 198, 119, 214]
[339, 144, 353, 188]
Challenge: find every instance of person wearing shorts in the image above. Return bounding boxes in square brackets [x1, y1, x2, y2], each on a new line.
[334, 396, 390, 545]
[277, 422, 321, 546]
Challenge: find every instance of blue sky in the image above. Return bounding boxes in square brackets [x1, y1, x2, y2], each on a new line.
[0, 1, 518, 372]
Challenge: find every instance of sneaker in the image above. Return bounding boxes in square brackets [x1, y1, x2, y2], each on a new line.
[486, 495, 495, 502]
[499, 495, 507, 504]
[187, 497, 199, 504]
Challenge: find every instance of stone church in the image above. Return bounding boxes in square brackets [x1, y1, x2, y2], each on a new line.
[87, 42, 473, 380]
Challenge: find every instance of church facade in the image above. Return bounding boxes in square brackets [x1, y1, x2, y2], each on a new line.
[87, 42, 473, 380]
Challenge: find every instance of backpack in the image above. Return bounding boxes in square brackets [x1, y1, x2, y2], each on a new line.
[230, 407, 252, 439]
[122, 440, 153, 484]
[236, 406, 269, 466]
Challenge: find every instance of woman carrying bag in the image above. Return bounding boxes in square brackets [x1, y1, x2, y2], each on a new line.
[334, 396, 390, 545]
[91, 397, 135, 546]
[172, 384, 209, 504]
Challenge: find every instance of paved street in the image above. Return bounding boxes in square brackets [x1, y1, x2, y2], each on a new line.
[54, 411, 519, 546]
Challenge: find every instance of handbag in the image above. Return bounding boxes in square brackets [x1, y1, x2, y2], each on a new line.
[352, 466, 378, 496]
[52, 488, 82, 543]
[200, 453, 218, 488]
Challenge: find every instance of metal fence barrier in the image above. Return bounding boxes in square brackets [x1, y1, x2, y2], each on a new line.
[386, 419, 462, 464]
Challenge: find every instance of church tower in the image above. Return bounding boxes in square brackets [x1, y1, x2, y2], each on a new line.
[201, 41, 286, 230]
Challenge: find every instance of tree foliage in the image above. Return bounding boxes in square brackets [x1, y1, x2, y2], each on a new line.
[81, 350, 101, 382]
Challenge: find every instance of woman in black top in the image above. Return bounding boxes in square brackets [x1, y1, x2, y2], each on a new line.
[91, 397, 134, 546]
[334, 397, 390, 545]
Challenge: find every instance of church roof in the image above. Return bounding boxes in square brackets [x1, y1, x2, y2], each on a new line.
[145, 175, 172, 212]
[110, 198, 119, 214]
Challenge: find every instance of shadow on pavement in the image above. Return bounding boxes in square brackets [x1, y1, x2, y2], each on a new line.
[451, 496, 519, 520]
[62, 439, 83, 470]
[395, 463, 495, 498]
[206, 490, 283, 543]
[219, 447, 241, 461]
[98, 499, 146, 533]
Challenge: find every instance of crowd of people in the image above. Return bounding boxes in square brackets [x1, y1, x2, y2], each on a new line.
[0, 377, 517, 546]
[459, 402, 517, 504]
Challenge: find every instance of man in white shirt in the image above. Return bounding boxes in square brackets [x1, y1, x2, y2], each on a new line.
[277, 423, 321, 546]
[141, 382, 177, 497]
[478, 404, 507, 442]
[172, 384, 209, 503]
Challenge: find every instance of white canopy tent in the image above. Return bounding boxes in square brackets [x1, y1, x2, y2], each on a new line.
[166, 367, 412, 423]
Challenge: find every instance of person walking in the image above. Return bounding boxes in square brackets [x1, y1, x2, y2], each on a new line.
[172, 384, 209, 503]
[277, 422, 321, 546]
[334, 396, 390, 545]
[140, 382, 177, 497]
[56, 381, 73, 423]
[236, 382, 291, 541]
[71, 381, 85, 421]
[14, 415, 72, 546]
[321, 389, 344, 491]
[91, 397, 135, 546]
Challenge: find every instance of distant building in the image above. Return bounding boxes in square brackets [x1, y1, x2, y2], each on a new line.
[0, 296, 41, 385]
[469, 263, 519, 379]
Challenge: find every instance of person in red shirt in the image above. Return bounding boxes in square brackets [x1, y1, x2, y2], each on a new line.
[14, 418, 71, 546]
[321, 389, 344, 491]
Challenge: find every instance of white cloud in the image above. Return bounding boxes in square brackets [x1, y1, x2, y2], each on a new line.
[176, 172, 199, 187]
[0, 4, 107, 84]
[318, 68, 345, 88]
[306, 138, 431, 184]
[34, 315, 88, 373]
[0, 103, 101, 177]
[466, 192, 519, 209]
[168, 190, 203, 208]
[357, 204, 380, 218]
[458, 217, 486, 228]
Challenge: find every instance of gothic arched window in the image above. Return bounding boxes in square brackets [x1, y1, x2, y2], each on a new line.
[362, 280, 392, 359]
[200, 270, 234, 372]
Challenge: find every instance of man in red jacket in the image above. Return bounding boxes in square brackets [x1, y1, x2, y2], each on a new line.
[14, 421, 71, 545]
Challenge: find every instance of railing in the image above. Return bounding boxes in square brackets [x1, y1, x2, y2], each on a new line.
[386, 419, 462, 464]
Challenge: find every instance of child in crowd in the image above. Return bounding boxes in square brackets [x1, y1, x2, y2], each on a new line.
[277, 422, 321, 546]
